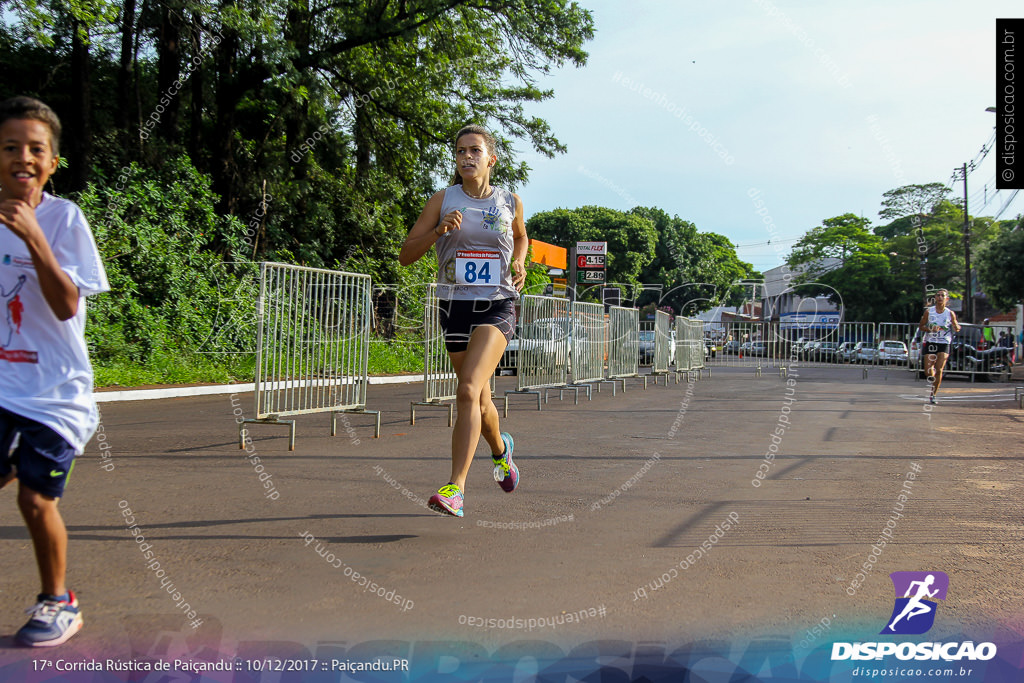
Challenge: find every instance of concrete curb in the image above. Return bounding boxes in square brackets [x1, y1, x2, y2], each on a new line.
[93, 374, 426, 403]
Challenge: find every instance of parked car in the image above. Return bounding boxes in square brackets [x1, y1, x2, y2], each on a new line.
[790, 337, 811, 356]
[854, 341, 876, 364]
[497, 317, 588, 375]
[836, 342, 857, 363]
[817, 341, 842, 362]
[748, 341, 769, 357]
[909, 333, 922, 364]
[638, 329, 655, 364]
[722, 340, 741, 355]
[799, 340, 822, 361]
[876, 340, 909, 365]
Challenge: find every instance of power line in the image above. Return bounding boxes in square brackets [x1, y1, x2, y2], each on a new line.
[733, 237, 800, 248]
[991, 189, 1015, 222]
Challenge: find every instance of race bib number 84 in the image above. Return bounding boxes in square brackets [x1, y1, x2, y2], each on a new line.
[455, 250, 500, 285]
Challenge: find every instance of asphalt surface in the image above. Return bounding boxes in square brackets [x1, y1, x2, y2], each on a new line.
[0, 364, 1022, 679]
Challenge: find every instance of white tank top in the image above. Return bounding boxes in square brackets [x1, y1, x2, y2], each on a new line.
[434, 185, 517, 301]
[924, 306, 953, 343]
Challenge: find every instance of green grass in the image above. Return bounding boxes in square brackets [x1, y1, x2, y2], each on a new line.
[368, 337, 424, 375]
[93, 337, 424, 388]
[94, 352, 256, 388]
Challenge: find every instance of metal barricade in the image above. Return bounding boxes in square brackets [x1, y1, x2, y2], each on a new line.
[685, 317, 706, 373]
[607, 305, 640, 392]
[504, 295, 570, 411]
[831, 322, 877, 377]
[673, 316, 705, 379]
[638, 320, 654, 368]
[772, 313, 842, 370]
[874, 322, 915, 372]
[707, 321, 769, 370]
[409, 285, 495, 425]
[241, 262, 381, 450]
[675, 316, 692, 373]
[569, 301, 606, 398]
[652, 310, 673, 378]
[918, 322, 1016, 383]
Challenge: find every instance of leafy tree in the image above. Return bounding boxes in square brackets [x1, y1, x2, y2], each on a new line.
[976, 219, 1024, 311]
[75, 156, 254, 363]
[628, 206, 755, 314]
[526, 206, 658, 297]
[786, 214, 899, 321]
[877, 183, 951, 229]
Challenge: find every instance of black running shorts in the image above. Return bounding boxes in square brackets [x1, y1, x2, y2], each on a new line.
[437, 298, 516, 353]
[924, 342, 950, 355]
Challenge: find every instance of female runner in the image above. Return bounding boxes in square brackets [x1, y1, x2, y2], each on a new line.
[399, 125, 527, 516]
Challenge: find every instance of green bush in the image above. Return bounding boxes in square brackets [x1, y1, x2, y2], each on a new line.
[76, 157, 259, 383]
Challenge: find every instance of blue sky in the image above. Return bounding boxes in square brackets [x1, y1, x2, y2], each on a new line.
[517, 0, 1019, 273]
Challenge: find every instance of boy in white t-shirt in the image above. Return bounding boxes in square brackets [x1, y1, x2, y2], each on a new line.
[0, 96, 110, 646]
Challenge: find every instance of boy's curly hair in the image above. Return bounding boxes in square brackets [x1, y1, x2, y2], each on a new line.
[0, 96, 62, 156]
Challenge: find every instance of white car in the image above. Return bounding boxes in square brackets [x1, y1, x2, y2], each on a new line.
[854, 342, 876, 364]
[876, 340, 909, 365]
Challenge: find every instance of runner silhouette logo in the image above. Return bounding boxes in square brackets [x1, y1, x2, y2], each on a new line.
[881, 571, 949, 635]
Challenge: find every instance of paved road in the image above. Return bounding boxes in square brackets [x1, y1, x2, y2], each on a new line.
[1, 366, 1021, 680]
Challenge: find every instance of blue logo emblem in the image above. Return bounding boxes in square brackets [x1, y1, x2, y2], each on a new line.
[881, 571, 948, 635]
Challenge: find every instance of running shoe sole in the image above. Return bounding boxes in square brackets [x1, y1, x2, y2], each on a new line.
[428, 486, 464, 517]
[492, 432, 519, 493]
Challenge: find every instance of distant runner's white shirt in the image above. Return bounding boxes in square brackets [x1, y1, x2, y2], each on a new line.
[923, 306, 954, 344]
[0, 192, 110, 453]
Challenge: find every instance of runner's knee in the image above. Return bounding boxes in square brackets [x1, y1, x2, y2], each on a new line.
[456, 380, 488, 404]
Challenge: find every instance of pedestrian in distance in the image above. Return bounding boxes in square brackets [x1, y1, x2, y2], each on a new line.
[918, 288, 960, 405]
[399, 125, 528, 517]
[0, 96, 110, 646]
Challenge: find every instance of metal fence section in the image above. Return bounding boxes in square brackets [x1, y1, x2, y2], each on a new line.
[910, 322, 1016, 383]
[409, 285, 496, 425]
[570, 301, 607, 389]
[674, 316, 704, 377]
[651, 311, 673, 378]
[504, 294, 571, 411]
[607, 305, 640, 392]
[241, 262, 381, 450]
[638, 320, 654, 368]
[702, 317, 1019, 382]
[705, 321, 771, 370]
[684, 317, 706, 374]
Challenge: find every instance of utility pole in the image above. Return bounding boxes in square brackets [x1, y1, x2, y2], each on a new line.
[954, 163, 973, 323]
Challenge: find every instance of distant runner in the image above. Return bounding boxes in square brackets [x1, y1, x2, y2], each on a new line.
[919, 288, 960, 405]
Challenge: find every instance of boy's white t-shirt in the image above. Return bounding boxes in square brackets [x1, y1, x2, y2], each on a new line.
[0, 192, 110, 453]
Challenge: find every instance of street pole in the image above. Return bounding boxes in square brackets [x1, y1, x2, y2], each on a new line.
[954, 163, 973, 324]
[962, 163, 972, 324]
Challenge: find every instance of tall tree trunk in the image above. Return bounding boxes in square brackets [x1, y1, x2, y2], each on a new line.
[284, 0, 311, 182]
[213, 3, 240, 215]
[156, 2, 182, 141]
[354, 104, 371, 185]
[68, 20, 91, 193]
[115, 0, 137, 133]
[133, 0, 149, 153]
[188, 13, 204, 163]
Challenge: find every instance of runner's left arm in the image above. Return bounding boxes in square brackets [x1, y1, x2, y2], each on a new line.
[511, 193, 528, 291]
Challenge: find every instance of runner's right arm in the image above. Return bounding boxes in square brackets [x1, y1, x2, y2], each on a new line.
[399, 190, 461, 266]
